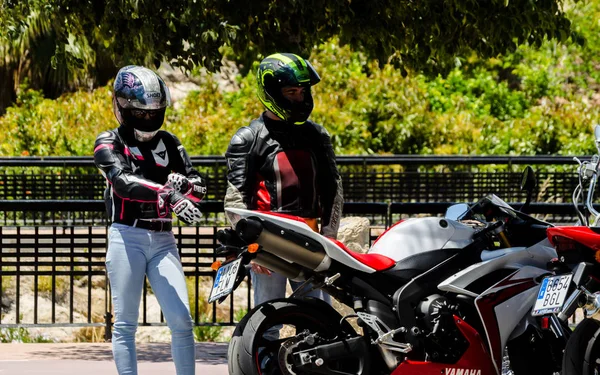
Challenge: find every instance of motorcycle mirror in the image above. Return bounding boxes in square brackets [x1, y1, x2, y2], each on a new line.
[520, 166, 536, 213]
[445, 203, 469, 220]
[520, 166, 537, 192]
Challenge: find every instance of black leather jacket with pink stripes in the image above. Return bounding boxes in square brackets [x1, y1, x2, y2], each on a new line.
[93, 126, 203, 223]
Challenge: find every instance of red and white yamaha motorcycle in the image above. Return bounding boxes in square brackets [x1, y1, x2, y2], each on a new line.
[212, 176, 568, 375]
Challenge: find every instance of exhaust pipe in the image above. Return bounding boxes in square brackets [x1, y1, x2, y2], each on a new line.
[253, 252, 305, 281]
[237, 218, 331, 271]
[256, 230, 329, 270]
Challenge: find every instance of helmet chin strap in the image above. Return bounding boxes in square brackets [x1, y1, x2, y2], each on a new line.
[134, 129, 158, 142]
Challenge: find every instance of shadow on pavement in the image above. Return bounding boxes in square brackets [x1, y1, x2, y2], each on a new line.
[22, 342, 228, 364]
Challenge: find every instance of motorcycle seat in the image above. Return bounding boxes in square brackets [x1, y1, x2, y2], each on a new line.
[384, 248, 460, 280]
[328, 238, 396, 271]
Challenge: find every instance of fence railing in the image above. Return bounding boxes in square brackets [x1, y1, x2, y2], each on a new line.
[0, 155, 588, 203]
[0, 198, 583, 340]
[0, 154, 589, 340]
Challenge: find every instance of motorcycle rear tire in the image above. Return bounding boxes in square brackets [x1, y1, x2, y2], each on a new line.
[562, 318, 600, 375]
[227, 298, 361, 375]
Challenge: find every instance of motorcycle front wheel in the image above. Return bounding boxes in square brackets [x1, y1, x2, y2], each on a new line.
[562, 318, 600, 375]
[227, 298, 367, 375]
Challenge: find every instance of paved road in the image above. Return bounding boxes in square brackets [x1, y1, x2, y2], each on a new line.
[0, 343, 228, 375]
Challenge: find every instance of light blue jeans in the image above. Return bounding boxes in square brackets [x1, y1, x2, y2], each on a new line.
[106, 223, 195, 375]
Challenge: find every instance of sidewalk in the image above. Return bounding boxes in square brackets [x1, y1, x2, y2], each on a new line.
[0, 342, 228, 374]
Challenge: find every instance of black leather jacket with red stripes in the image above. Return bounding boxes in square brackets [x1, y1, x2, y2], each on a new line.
[224, 113, 343, 238]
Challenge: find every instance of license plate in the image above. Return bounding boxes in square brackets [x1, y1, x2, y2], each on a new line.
[208, 258, 242, 303]
[532, 274, 573, 316]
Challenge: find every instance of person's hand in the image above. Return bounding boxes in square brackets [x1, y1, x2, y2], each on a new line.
[250, 261, 272, 275]
[170, 193, 203, 224]
[167, 173, 191, 194]
[158, 187, 202, 224]
[167, 173, 207, 202]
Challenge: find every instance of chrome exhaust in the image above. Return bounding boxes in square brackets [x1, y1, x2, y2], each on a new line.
[236, 218, 331, 271]
[253, 252, 305, 281]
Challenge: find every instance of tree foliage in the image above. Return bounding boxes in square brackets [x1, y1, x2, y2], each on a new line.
[1, 0, 598, 159]
[0, 1, 118, 113]
[2, 0, 578, 76]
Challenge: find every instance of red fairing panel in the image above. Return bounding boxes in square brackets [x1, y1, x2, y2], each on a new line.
[547, 226, 600, 250]
[392, 316, 496, 375]
[328, 238, 396, 271]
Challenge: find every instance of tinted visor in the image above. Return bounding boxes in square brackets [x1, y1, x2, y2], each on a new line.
[121, 108, 165, 132]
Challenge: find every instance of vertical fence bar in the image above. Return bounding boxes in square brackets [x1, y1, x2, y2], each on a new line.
[212, 225, 217, 324]
[195, 226, 200, 325]
[105, 225, 113, 341]
[70, 226, 75, 324]
[88, 226, 92, 323]
[15, 226, 20, 324]
[51, 227, 57, 323]
[34, 226, 39, 324]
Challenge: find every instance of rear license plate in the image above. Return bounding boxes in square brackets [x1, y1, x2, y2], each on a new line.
[208, 258, 242, 303]
[532, 274, 573, 316]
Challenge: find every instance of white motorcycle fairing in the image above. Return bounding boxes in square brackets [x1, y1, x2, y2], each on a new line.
[369, 217, 475, 261]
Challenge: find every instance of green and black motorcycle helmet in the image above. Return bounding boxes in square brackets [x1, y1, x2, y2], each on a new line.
[257, 53, 321, 125]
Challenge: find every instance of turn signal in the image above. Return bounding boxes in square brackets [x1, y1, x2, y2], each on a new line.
[248, 243, 259, 253]
[211, 261, 222, 271]
[595, 250, 600, 264]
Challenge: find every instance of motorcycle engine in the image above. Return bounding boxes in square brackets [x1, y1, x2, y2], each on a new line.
[416, 294, 469, 363]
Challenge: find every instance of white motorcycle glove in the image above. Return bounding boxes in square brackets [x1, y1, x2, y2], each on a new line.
[157, 187, 203, 225]
[167, 173, 207, 201]
[170, 196, 203, 225]
[168, 173, 191, 193]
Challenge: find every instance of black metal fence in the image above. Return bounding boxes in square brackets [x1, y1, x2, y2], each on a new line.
[0, 155, 588, 203]
[0, 200, 582, 337]
[0, 155, 589, 340]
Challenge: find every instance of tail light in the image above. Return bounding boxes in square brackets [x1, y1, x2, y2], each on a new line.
[550, 235, 578, 253]
[550, 235, 600, 263]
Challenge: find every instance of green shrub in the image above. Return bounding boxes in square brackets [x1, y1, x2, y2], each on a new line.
[2, 1, 600, 159]
[192, 314, 224, 342]
[0, 327, 54, 343]
[1, 267, 11, 296]
[36, 274, 68, 303]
